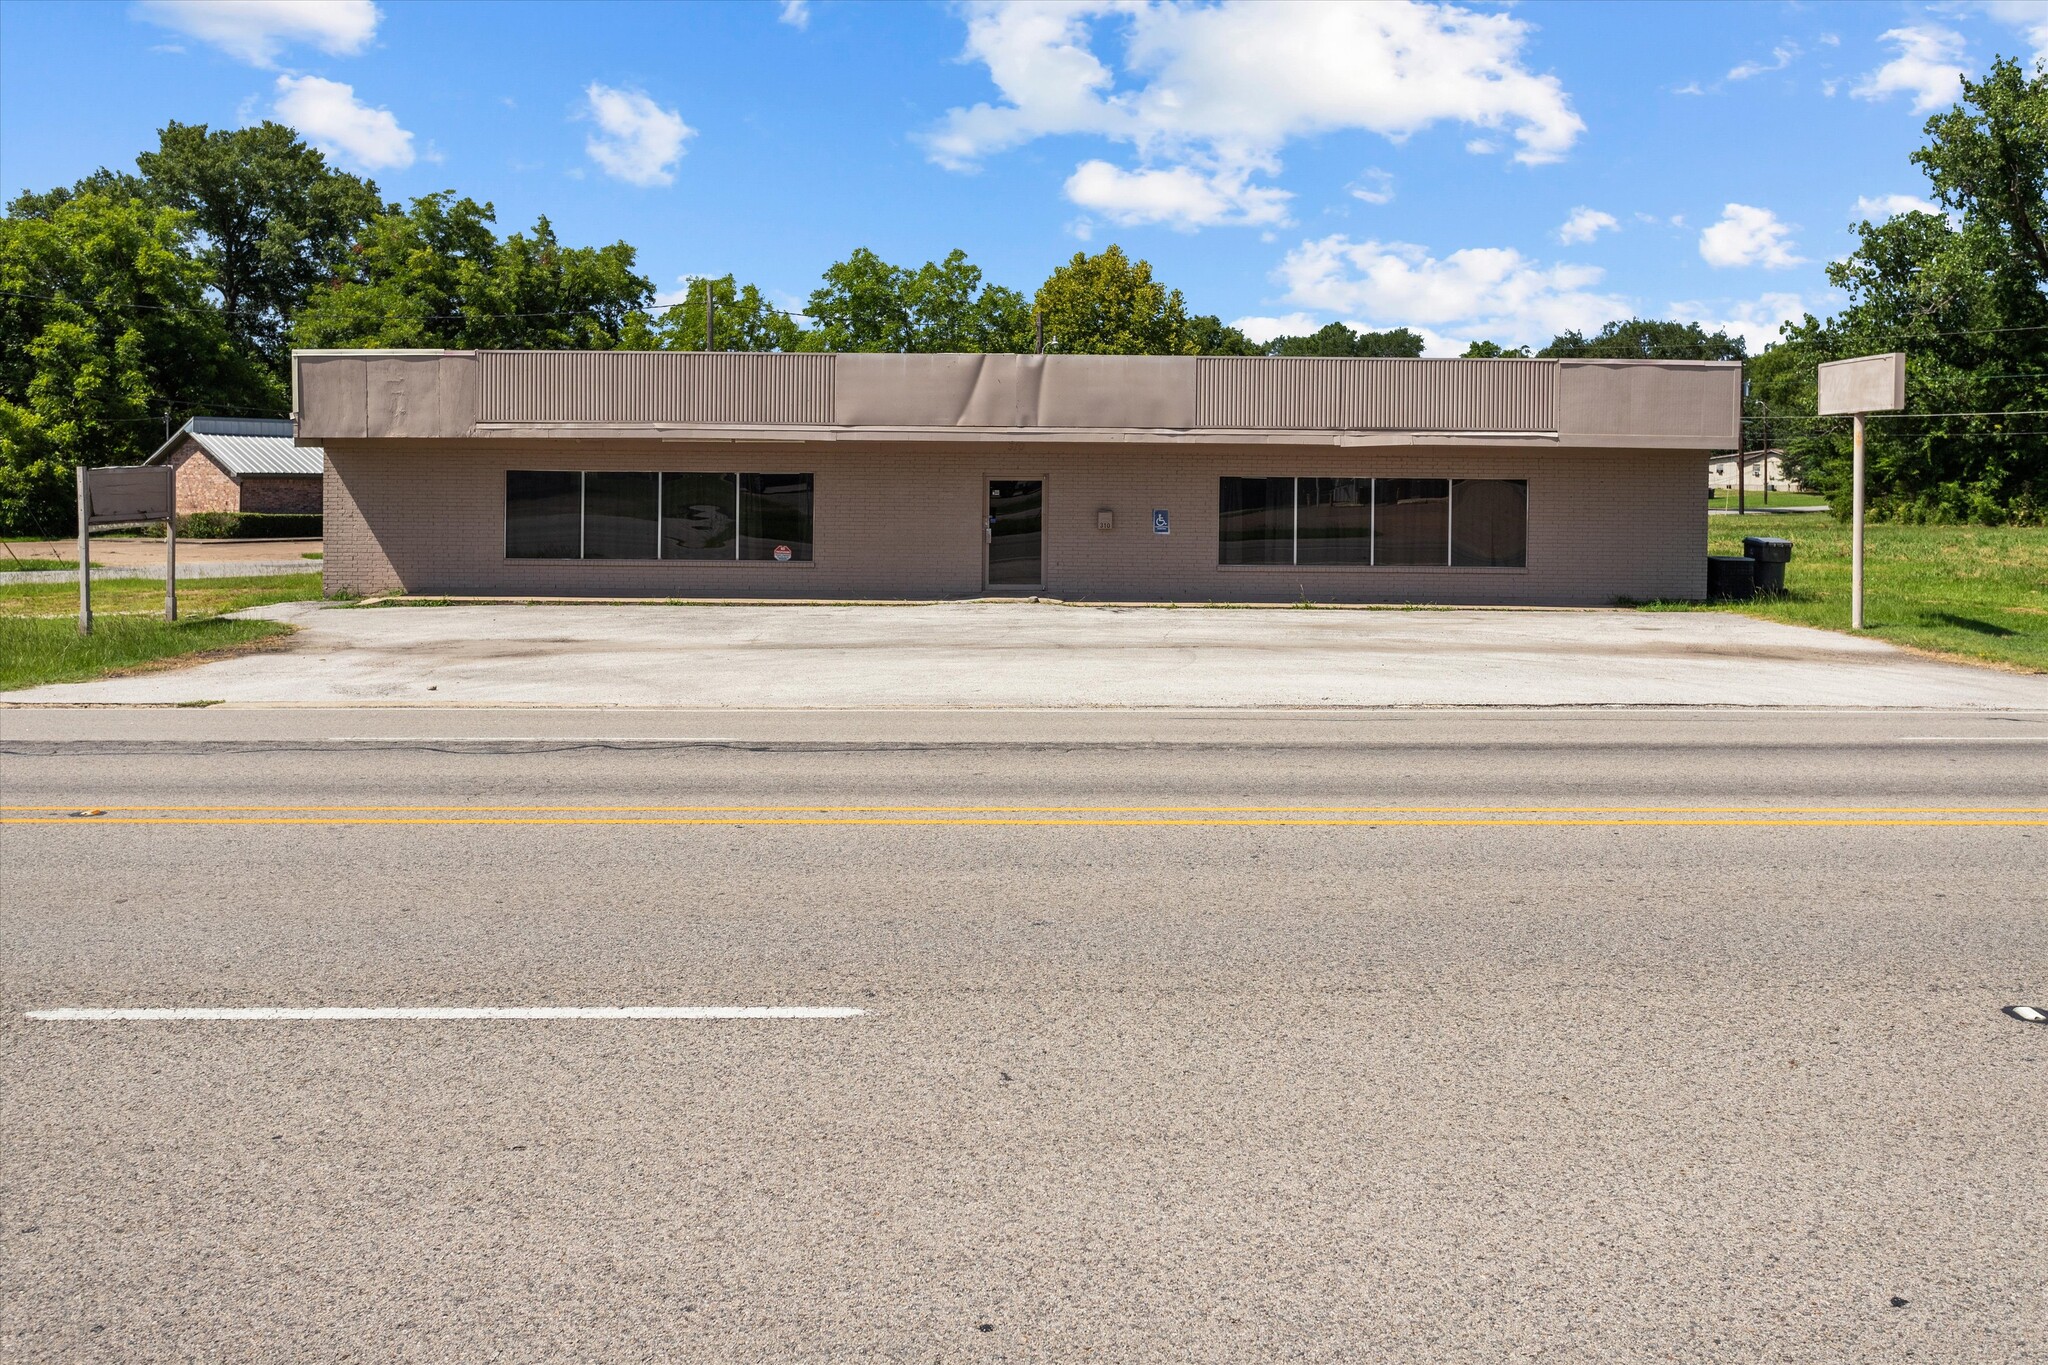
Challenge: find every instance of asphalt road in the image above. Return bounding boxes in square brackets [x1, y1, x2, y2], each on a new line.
[3, 708, 2045, 1362]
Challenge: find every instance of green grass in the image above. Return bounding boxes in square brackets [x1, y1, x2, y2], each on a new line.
[0, 558, 97, 572]
[0, 572, 322, 691]
[1706, 490, 1829, 513]
[1640, 522, 2048, 672]
[301, 552, 324, 560]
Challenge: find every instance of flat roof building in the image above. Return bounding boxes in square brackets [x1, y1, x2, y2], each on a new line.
[293, 350, 1739, 604]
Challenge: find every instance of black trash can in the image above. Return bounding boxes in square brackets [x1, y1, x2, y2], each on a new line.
[1743, 536, 1793, 595]
[1708, 555, 1756, 601]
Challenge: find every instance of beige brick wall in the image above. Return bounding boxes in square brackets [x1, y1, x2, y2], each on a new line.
[321, 438, 1707, 605]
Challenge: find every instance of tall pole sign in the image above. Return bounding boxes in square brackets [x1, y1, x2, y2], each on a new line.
[1816, 353, 1905, 630]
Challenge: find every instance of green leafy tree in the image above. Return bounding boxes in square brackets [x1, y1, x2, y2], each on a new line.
[1539, 318, 1747, 361]
[1033, 245, 1195, 355]
[1267, 322, 1425, 358]
[0, 194, 276, 533]
[1186, 314, 1262, 356]
[292, 193, 653, 350]
[633, 275, 804, 351]
[1756, 57, 2047, 523]
[1462, 340, 1531, 358]
[135, 123, 386, 364]
[13, 123, 386, 367]
[804, 247, 1028, 352]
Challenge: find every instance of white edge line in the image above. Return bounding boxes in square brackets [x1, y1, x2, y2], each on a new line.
[26, 1006, 866, 1022]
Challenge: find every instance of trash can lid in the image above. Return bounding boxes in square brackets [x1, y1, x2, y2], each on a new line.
[1742, 536, 1794, 561]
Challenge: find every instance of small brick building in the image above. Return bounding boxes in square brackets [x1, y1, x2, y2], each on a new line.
[145, 417, 324, 516]
[295, 351, 1740, 604]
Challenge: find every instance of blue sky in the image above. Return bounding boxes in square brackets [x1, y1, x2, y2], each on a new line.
[4, 0, 2045, 353]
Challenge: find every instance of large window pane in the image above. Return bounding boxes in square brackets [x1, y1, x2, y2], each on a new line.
[505, 470, 581, 559]
[1219, 476, 1294, 565]
[1373, 478, 1450, 566]
[583, 471, 658, 559]
[738, 472, 813, 561]
[1452, 479, 1528, 567]
[1296, 477, 1372, 565]
[661, 471, 738, 560]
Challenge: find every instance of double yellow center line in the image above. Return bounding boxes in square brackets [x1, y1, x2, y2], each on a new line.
[4, 804, 2044, 827]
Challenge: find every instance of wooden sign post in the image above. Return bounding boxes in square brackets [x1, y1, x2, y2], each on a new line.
[77, 465, 177, 636]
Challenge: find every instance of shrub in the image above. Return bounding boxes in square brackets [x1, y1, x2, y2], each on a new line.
[144, 512, 323, 539]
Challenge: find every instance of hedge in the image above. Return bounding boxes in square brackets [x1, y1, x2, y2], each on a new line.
[142, 512, 323, 539]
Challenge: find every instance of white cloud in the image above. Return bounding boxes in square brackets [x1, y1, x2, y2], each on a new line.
[925, 1, 1583, 230]
[1230, 312, 1323, 344]
[778, 0, 810, 31]
[1273, 234, 1628, 353]
[1698, 203, 1803, 269]
[1852, 192, 1940, 220]
[1349, 168, 1395, 205]
[1853, 26, 1967, 113]
[1064, 160, 1290, 228]
[1671, 293, 1806, 355]
[1982, 1, 2048, 66]
[582, 83, 694, 187]
[1672, 81, 1705, 96]
[1728, 42, 1798, 81]
[134, 0, 379, 69]
[271, 74, 413, 170]
[1557, 206, 1618, 244]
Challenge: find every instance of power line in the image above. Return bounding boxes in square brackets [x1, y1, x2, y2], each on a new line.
[1748, 408, 2048, 422]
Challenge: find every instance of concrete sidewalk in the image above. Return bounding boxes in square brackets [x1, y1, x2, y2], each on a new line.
[6, 600, 2044, 708]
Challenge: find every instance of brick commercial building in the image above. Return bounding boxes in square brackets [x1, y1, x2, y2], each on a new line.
[146, 416, 324, 516]
[293, 350, 1739, 604]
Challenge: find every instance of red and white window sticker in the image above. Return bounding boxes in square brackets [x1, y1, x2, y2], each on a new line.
[774, 545, 792, 562]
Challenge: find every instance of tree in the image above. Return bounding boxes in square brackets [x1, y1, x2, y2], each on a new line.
[1186, 314, 1262, 356]
[1266, 322, 1425, 358]
[0, 194, 276, 533]
[1757, 57, 2048, 523]
[15, 124, 387, 367]
[1462, 340, 1531, 358]
[134, 123, 386, 364]
[292, 193, 653, 351]
[1539, 318, 1747, 361]
[1033, 245, 1195, 354]
[803, 247, 1028, 352]
[632, 275, 804, 352]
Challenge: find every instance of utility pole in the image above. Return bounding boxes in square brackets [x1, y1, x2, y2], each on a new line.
[1035, 310, 1044, 355]
[705, 283, 716, 352]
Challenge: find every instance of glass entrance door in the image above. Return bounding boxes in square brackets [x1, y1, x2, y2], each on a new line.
[986, 480, 1043, 589]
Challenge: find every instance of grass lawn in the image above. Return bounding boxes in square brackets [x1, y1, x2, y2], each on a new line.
[1642, 521, 2048, 672]
[0, 558, 96, 572]
[1706, 490, 1829, 513]
[0, 571, 322, 691]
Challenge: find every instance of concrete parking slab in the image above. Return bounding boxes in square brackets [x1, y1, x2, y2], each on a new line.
[6, 600, 2046, 708]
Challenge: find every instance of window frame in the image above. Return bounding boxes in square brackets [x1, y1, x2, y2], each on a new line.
[502, 469, 815, 564]
[1215, 475, 1527, 571]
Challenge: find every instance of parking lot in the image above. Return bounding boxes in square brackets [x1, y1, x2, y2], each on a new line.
[7, 600, 2046, 708]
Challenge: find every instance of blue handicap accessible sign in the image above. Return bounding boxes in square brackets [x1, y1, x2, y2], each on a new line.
[1152, 509, 1170, 535]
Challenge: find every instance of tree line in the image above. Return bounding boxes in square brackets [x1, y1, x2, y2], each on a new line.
[5, 58, 2042, 532]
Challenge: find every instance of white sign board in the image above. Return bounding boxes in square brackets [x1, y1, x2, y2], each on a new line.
[1817, 353, 1905, 415]
[85, 465, 175, 525]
